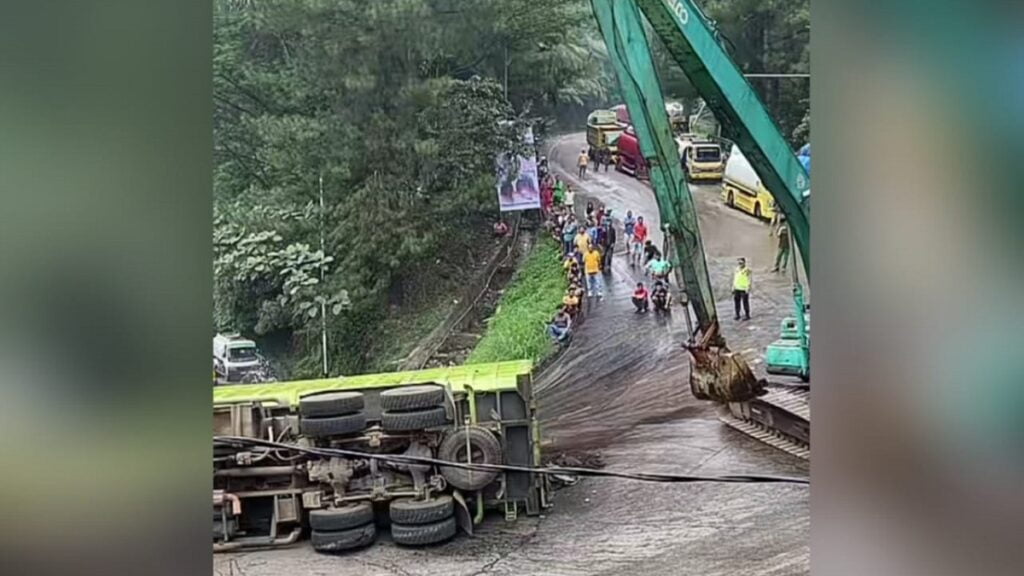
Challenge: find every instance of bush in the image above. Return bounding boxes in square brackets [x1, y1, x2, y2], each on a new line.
[467, 236, 566, 364]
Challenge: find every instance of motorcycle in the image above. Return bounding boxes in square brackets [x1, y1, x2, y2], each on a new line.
[651, 292, 670, 313]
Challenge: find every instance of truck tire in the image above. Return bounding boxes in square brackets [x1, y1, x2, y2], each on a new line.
[379, 385, 445, 412]
[754, 203, 762, 219]
[389, 495, 453, 526]
[391, 516, 457, 547]
[381, 406, 448, 432]
[299, 391, 365, 418]
[726, 191, 735, 207]
[310, 523, 376, 553]
[437, 426, 502, 491]
[309, 502, 375, 532]
[300, 412, 367, 438]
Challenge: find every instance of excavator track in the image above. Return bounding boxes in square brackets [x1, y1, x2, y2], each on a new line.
[720, 385, 809, 460]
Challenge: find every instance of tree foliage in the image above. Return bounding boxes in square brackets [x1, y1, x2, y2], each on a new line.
[213, 0, 605, 376]
[701, 0, 810, 145]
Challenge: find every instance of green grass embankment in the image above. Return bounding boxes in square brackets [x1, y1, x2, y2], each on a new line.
[466, 236, 565, 365]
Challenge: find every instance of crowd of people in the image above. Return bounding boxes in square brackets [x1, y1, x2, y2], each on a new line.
[540, 170, 680, 344]
[537, 151, 782, 348]
[540, 170, 619, 345]
[536, 170, 781, 350]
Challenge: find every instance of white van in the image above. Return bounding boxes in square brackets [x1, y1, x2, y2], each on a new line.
[213, 333, 262, 384]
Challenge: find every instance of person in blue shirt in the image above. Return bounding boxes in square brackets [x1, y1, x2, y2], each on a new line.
[623, 210, 636, 254]
[561, 216, 577, 256]
[601, 210, 617, 270]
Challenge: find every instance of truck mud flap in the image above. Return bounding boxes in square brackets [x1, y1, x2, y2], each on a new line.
[451, 490, 473, 536]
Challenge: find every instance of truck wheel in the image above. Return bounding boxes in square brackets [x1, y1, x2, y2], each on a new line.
[309, 502, 375, 531]
[726, 191, 735, 207]
[381, 406, 448, 432]
[300, 391, 365, 418]
[300, 412, 367, 438]
[390, 495, 454, 526]
[754, 203, 762, 219]
[391, 516, 457, 547]
[437, 426, 502, 491]
[310, 523, 376, 553]
[380, 384, 445, 412]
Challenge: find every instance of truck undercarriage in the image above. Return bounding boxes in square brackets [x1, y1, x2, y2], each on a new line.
[212, 361, 549, 553]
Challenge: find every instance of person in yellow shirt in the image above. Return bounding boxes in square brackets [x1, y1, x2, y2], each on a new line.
[577, 149, 589, 179]
[574, 227, 591, 256]
[562, 288, 580, 318]
[732, 257, 752, 320]
[563, 256, 582, 284]
[583, 246, 604, 298]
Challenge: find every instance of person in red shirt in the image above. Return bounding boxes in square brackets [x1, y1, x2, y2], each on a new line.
[540, 180, 554, 217]
[632, 282, 649, 313]
[631, 216, 648, 267]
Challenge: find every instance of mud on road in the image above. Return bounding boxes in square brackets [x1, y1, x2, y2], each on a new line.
[214, 133, 809, 576]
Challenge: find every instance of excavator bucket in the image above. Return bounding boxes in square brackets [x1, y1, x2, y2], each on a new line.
[687, 345, 764, 403]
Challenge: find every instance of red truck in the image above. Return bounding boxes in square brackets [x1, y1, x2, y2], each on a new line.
[614, 125, 648, 179]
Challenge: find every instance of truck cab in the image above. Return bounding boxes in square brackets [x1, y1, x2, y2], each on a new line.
[679, 138, 724, 182]
[213, 333, 263, 384]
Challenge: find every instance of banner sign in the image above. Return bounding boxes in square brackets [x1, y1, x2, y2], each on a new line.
[496, 127, 540, 212]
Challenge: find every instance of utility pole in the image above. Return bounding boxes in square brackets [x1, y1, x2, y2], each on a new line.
[503, 43, 509, 100]
[318, 173, 328, 377]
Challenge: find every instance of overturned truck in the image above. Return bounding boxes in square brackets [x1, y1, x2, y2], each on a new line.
[213, 360, 549, 553]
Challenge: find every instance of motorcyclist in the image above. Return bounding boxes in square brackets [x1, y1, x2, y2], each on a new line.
[642, 240, 661, 266]
[651, 280, 671, 312]
[646, 253, 672, 285]
[601, 210, 616, 270]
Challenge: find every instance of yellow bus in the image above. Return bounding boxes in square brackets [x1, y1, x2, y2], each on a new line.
[721, 144, 776, 221]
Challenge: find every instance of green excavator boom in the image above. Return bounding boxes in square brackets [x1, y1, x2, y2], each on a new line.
[589, 0, 810, 402]
[635, 0, 810, 271]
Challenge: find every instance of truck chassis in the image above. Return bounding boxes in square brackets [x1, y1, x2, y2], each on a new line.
[213, 360, 549, 553]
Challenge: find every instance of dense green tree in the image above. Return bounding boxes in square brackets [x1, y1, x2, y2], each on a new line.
[213, 0, 603, 376]
[701, 0, 810, 145]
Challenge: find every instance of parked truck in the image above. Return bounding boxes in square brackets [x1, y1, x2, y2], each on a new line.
[677, 136, 725, 182]
[585, 109, 625, 164]
[614, 125, 647, 179]
[612, 101, 686, 132]
[212, 360, 549, 554]
[214, 333, 272, 385]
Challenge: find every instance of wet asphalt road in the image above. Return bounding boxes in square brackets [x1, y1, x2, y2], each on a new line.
[214, 133, 809, 576]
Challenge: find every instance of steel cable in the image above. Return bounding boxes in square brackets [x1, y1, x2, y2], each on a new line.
[214, 435, 809, 485]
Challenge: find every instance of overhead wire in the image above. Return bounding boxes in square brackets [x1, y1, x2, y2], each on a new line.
[215, 435, 809, 485]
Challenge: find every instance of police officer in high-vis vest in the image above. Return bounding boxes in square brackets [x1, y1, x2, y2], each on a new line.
[733, 257, 752, 321]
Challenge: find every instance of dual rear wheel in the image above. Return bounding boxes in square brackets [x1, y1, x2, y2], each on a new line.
[389, 495, 457, 546]
[299, 384, 451, 438]
[309, 502, 377, 553]
[310, 496, 458, 553]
